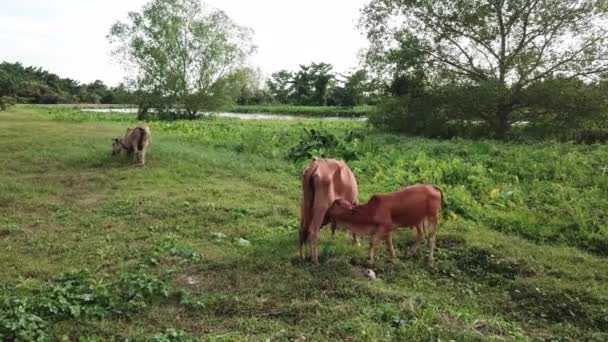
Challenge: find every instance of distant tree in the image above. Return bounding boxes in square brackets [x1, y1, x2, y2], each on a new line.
[111, 83, 135, 104]
[266, 70, 293, 104]
[291, 65, 314, 105]
[287, 63, 337, 106]
[310, 63, 334, 106]
[108, 0, 255, 119]
[236, 67, 271, 105]
[362, 0, 608, 138]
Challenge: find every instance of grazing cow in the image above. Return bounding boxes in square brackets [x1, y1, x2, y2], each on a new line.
[327, 184, 443, 265]
[300, 158, 359, 264]
[112, 125, 152, 165]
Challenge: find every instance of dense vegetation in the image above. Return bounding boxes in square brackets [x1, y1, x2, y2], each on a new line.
[0, 62, 133, 105]
[2, 105, 607, 340]
[226, 105, 372, 117]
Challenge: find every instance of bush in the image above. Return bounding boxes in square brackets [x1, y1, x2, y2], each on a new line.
[371, 76, 608, 141]
[287, 128, 362, 162]
[574, 128, 608, 145]
[0, 96, 16, 111]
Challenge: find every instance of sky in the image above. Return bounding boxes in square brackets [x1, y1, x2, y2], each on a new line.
[0, 0, 370, 86]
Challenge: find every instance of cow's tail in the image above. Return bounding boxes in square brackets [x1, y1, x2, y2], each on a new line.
[137, 127, 148, 151]
[432, 185, 446, 208]
[299, 163, 318, 248]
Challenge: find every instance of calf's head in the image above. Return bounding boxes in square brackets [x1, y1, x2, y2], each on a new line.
[328, 198, 356, 219]
[111, 137, 124, 155]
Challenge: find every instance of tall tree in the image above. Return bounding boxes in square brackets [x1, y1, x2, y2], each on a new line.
[361, 0, 608, 138]
[108, 0, 255, 119]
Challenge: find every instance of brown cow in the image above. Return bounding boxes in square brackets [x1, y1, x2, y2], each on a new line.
[327, 184, 443, 265]
[299, 158, 359, 264]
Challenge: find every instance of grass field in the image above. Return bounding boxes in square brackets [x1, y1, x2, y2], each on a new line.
[1, 105, 607, 340]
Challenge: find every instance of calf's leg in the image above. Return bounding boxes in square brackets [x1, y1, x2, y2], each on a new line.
[330, 221, 337, 240]
[385, 233, 396, 260]
[367, 234, 379, 266]
[407, 221, 425, 257]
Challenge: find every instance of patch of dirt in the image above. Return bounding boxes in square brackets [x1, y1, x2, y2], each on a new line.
[174, 269, 265, 292]
[76, 193, 107, 207]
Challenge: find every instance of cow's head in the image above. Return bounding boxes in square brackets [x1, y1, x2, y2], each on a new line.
[111, 137, 124, 155]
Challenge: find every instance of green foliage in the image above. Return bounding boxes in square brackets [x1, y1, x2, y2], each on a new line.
[108, 0, 255, 119]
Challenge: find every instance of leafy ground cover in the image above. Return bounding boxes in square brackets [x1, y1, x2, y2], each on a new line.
[1, 105, 607, 340]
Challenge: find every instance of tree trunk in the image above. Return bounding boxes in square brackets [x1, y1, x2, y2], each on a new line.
[496, 106, 511, 140]
[137, 106, 149, 121]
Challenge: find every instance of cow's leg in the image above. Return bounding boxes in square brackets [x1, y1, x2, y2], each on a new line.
[299, 227, 308, 260]
[132, 146, 140, 164]
[368, 233, 379, 266]
[407, 221, 425, 257]
[427, 216, 439, 264]
[385, 233, 396, 260]
[308, 209, 326, 265]
[139, 150, 146, 166]
[138, 151, 145, 165]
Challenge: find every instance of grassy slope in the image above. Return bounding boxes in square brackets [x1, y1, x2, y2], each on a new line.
[1, 106, 607, 340]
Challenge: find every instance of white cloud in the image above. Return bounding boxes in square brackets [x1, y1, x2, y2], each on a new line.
[1, 0, 370, 85]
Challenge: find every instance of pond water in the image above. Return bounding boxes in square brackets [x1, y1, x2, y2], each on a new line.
[81, 108, 367, 121]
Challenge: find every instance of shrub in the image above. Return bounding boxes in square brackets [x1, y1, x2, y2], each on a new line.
[287, 128, 361, 162]
[0, 96, 16, 111]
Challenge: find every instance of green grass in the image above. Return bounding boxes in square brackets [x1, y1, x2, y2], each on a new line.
[1, 106, 607, 340]
[226, 104, 373, 117]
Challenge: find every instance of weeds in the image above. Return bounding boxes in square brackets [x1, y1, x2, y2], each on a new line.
[0, 271, 172, 341]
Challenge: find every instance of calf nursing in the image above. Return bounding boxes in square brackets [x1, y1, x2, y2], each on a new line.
[112, 126, 152, 165]
[327, 184, 443, 265]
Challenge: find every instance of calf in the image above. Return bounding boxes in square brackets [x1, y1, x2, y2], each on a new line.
[112, 125, 152, 165]
[327, 184, 443, 265]
[300, 158, 359, 264]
